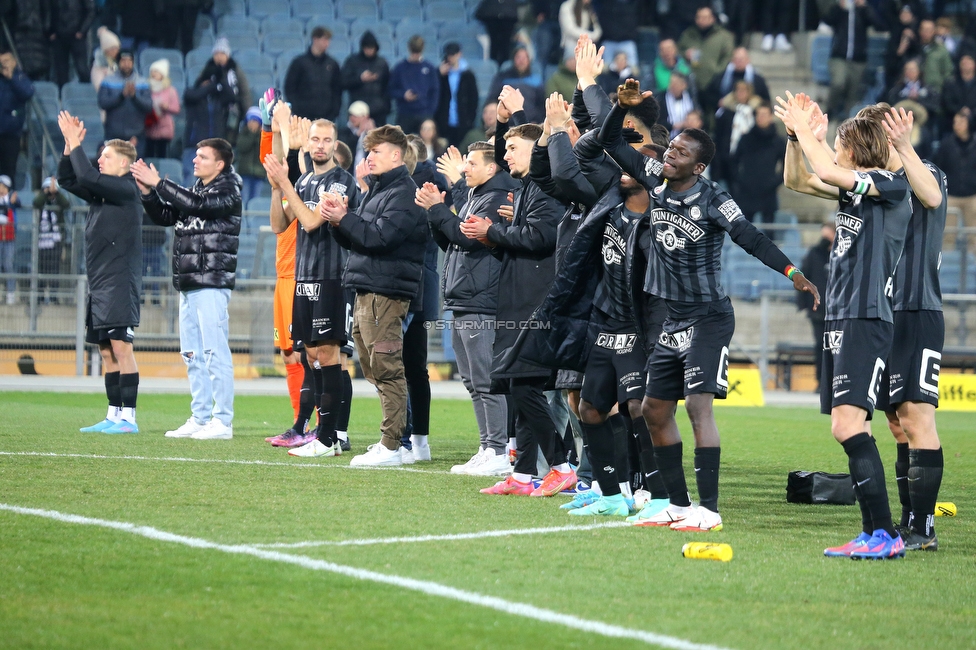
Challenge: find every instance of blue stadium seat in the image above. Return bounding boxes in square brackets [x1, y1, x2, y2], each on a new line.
[327, 36, 353, 60]
[186, 63, 206, 87]
[292, 0, 334, 19]
[383, 0, 423, 21]
[262, 17, 306, 36]
[248, 71, 276, 103]
[185, 47, 213, 70]
[426, 0, 468, 23]
[145, 158, 183, 182]
[394, 17, 427, 41]
[32, 81, 59, 118]
[139, 48, 184, 77]
[168, 67, 186, 93]
[246, 196, 272, 213]
[61, 80, 97, 105]
[195, 31, 215, 49]
[263, 32, 307, 56]
[234, 48, 276, 74]
[248, 0, 280, 19]
[349, 19, 393, 43]
[336, 0, 379, 21]
[195, 13, 214, 35]
[80, 121, 104, 159]
[468, 59, 498, 78]
[306, 14, 343, 36]
[218, 15, 261, 39]
[811, 34, 831, 85]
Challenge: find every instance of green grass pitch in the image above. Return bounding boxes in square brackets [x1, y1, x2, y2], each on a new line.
[0, 392, 973, 649]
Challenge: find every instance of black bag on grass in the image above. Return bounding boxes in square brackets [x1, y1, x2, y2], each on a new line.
[787, 471, 856, 505]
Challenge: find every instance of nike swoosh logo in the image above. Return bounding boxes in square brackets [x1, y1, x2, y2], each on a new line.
[627, 385, 642, 392]
[469, 333, 481, 338]
[687, 381, 704, 389]
[317, 329, 329, 335]
[834, 389, 850, 398]
[856, 478, 871, 487]
[694, 467, 701, 472]
[890, 386, 904, 395]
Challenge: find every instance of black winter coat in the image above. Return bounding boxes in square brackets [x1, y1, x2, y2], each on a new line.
[428, 170, 517, 315]
[51, 0, 94, 36]
[435, 67, 479, 135]
[341, 51, 391, 122]
[184, 59, 249, 143]
[409, 160, 447, 316]
[730, 124, 785, 215]
[333, 165, 428, 300]
[798, 237, 831, 322]
[13, 0, 51, 79]
[142, 171, 242, 292]
[284, 49, 343, 121]
[57, 147, 143, 329]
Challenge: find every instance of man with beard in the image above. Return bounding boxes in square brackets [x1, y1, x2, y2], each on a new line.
[263, 114, 360, 458]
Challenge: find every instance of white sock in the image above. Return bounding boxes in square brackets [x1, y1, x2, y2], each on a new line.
[410, 434, 428, 448]
[106, 406, 120, 422]
[336, 430, 348, 441]
[552, 462, 572, 473]
[619, 482, 633, 500]
[119, 407, 136, 424]
[513, 472, 533, 483]
[592, 482, 603, 496]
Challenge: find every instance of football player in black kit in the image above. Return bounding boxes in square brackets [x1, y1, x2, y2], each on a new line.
[600, 80, 819, 532]
[779, 93, 913, 559]
[263, 117, 360, 458]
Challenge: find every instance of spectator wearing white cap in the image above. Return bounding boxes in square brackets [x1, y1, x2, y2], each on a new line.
[145, 59, 181, 159]
[33, 177, 70, 302]
[0, 174, 20, 304]
[91, 26, 121, 91]
[337, 100, 375, 169]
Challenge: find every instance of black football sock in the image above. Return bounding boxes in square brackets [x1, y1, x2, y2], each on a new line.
[654, 442, 691, 507]
[895, 442, 911, 527]
[337, 369, 352, 433]
[608, 413, 632, 495]
[842, 433, 896, 537]
[908, 447, 944, 538]
[105, 371, 121, 412]
[120, 373, 139, 409]
[315, 364, 342, 447]
[694, 446, 721, 513]
[619, 413, 643, 492]
[292, 351, 315, 433]
[581, 421, 620, 497]
[632, 415, 668, 499]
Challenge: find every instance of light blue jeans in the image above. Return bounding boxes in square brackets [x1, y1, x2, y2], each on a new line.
[179, 288, 234, 425]
[0, 240, 15, 293]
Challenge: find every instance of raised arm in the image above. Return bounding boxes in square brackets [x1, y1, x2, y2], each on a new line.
[884, 106, 943, 209]
[598, 83, 663, 189]
[775, 93, 840, 199]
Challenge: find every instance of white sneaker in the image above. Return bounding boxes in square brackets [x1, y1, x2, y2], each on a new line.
[164, 417, 207, 438]
[761, 34, 774, 52]
[670, 505, 723, 531]
[350, 443, 402, 467]
[400, 446, 416, 465]
[451, 447, 485, 474]
[191, 419, 233, 440]
[632, 503, 693, 527]
[467, 448, 512, 476]
[288, 439, 337, 458]
[410, 435, 431, 461]
[633, 489, 652, 510]
[774, 34, 793, 52]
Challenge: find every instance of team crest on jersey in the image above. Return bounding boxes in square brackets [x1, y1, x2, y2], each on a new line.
[834, 212, 862, 257]
[824, 330, 843, 353]
[657, 227, 685, 251]
[651, 209, 704, 243]
[717, 199, 743, 222]
[645, 158, 664, 177]
[689, 206, 702, 220]
[602, 224, 626, 265]
[659, 326, 694, 351]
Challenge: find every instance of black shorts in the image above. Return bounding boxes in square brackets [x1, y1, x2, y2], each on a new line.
[876, 310, 944, 411]
[85, 304, 135, 345]
[341, 288, 355, 357]
[580, 331, 647, 413]
[820, 318, 893, 417]
[292, 279, 349, 348]
[644, 312, 735, 401]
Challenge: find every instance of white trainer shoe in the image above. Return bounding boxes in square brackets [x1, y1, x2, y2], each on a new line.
[288, 439, 337, 458]
[467, 448, 512, 476]
[191, 419, 233, 440]
[400, 446, 416, 465]
[774, 33, 793, 52]
[670, 505, 723, 531]
[350, 443, 402, 467]
[451, 447, 485, 474]
[761, 33, 774, 51]
[632, 503, 693, 527]
[410, 436, 431, 461]
[164, 417, 207, 438]
[633, 489, 652, 510]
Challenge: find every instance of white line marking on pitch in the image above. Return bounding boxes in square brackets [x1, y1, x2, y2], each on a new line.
[250, 521, 633, 548]
[0, 451, 440, 474]
[0, 503, 729, 650]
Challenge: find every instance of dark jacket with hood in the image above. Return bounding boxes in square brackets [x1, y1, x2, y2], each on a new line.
[435, 58, 479, 135]
[410, 159, 447, 317]
[284, 47, 343, 121]
[341, 32, 391, 122]
[332, 164, 428, 301]
[427, 169, 517, 315]
[184, 58, 249, 144]
[141, 169, 243, 292]
[57, 146, 143, 329]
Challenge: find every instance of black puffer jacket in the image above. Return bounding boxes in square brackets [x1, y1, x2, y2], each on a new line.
[184, 59, 249, 144]
[57, 147, 143, 330]
[333, 165, 428, 300]
[427, 170, 518, 315]
[284, 48, 343, 121]
[141, 170, 242, 292]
